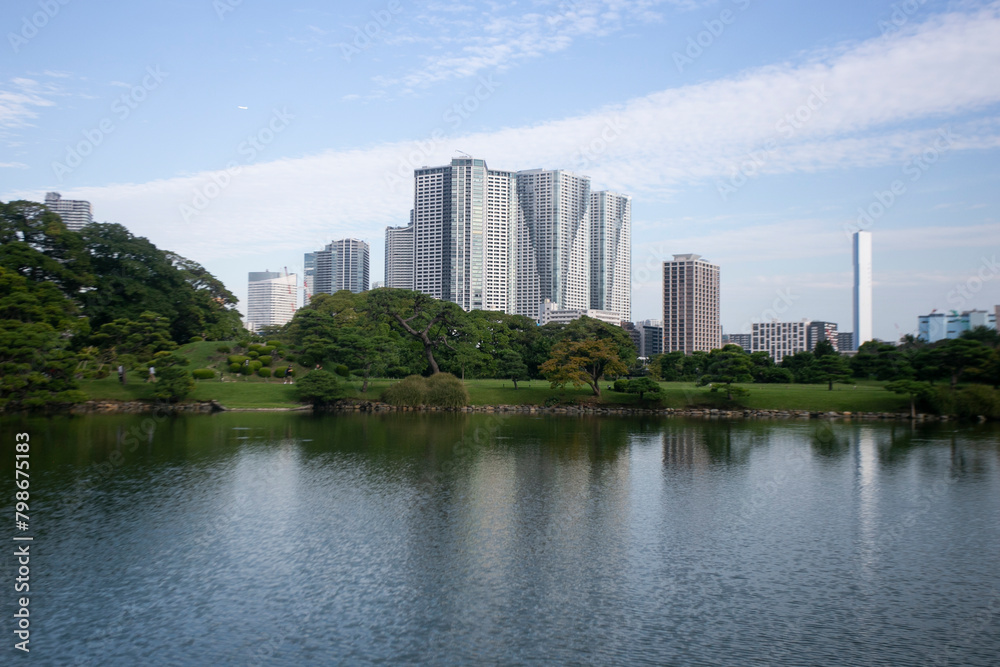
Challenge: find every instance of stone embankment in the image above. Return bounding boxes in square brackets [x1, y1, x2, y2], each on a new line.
[325, 402, 950, 421]
[70, 400, 224, 415]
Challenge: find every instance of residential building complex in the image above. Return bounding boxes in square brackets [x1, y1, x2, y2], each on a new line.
[807, 321, 840, 352]
[403, 157, 630, 323]
[837, 331, 855, 352]
[918, 309, 997, 342]
[312, 238, 370, 295]
[246, 271, 297, 332]
[515, 168, 592, 317]
[751, 320, 810, 363]
[853, 231, 873, 350]
[637, 319, 664, 358]
[662, 254, 721, 354]
[723, 333, 752, 351]
[385, 222, 415, 290]
[589, 191, 631, 321]
[45, 192, 93, 231]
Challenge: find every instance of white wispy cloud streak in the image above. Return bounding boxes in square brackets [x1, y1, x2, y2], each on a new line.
[7, 3, 1000, 283]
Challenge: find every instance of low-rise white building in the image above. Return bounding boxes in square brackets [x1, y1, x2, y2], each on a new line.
[537, 299, 621, 327]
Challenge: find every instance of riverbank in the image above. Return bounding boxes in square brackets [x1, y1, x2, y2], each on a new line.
[75, 377, 913, 413]
[59, 397, 960, 422]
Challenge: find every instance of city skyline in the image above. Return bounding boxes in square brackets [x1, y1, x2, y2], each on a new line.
[3, 1, 999, 339]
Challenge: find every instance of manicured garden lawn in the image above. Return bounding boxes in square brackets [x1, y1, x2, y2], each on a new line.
[80, 346, 910, 413]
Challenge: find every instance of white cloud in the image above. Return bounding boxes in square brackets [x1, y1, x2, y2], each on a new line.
[5, 3, 1000, 326]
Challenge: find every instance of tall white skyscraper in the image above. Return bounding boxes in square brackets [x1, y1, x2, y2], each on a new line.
[589, 191, 631, 322]
[313, 239, 370, 295]
[514, 169, 591, 317]
[385, 222, 415, 290]
[247, 271, 297, 332]
[45, 192, 93, 231]
[662, 254, 720, 354]
[853, 231, 873, 350]
[412, 157, 516, 312]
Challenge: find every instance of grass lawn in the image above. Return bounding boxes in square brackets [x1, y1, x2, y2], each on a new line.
[80, 345, 911, 413]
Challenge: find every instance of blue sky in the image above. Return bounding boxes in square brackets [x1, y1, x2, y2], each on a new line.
[3, 0, 999, 340]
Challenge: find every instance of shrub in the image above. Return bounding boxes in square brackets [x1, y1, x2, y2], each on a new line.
[192, 369, 215, 380]
[613, 378, 630, 392]
[954, 385, 1000, 419]
[334, 364, 350, 378]
[258, 355, 272, 367]
[249, 360, 262, 372]
[273, 368, 286, 378]
[382, 375, 429, 406]
[227, 355, 249, 365]
[189, 336, 204, 343]
[248, 351, 260, 359]
[260, 346, 276, 356]
[237, 339, 250, 349]
[257, 367, 272, 379]
[266, 341, 283, 349]
[229, 363, 242, 374]
[426, 373, 469, 407]
[294, 371, 349, 406]
[216, 345, 231, 354]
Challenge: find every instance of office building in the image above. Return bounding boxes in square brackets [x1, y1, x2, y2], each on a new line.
[837, 331, 855, 352]
[662, 254, 721, 354]
[637, 319, 664, 358]
[807, 321, 839, 352]
[45, 192, 93, 231]
[853, 231, 873, 350]
[247, 271, 297, 332]
[313, 238, 370, 295]
[751, 320, 810, 363]
[589, 191, 631, 322]
[302, 252, 316, 305]
[918, 309, 997, 343]
[515, 169, 591, 317]
[385, 222, 415, 290]
[621, 321, 642, 355]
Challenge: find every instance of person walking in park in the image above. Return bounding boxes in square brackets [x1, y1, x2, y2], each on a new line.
[284, 366, 294, 385]
[147, 366, 156, 383]
[118, 364, 126, 385]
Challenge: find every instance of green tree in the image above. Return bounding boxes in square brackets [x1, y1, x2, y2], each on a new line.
[540, 338, 627, 397]
[496, 349, 529, 389]
[0, 267, 87, 411]
[885, 380, 932, 419]
[367, 289, 465, 374]
[626, 376, 661, 401]
[932, 338, 993, 388]
[700, 345, 754, 400]
[91, 311, 177, 359]
[149, 353, 194, 403]
[816, 354, 852, 390]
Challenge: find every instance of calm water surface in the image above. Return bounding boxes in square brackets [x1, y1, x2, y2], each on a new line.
[1, 413, 999, 665]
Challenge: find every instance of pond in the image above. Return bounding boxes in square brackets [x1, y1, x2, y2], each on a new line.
[2, 412, 998, 665]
